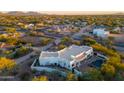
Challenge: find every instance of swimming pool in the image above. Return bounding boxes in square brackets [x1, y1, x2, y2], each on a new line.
[89, 58, 105, 68]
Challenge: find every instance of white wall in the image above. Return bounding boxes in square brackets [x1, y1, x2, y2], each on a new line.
[31, 60, 81, 76]
[85, 48, 93, 56]
[39, 57, 73, 70]
[31, 66, 67, 77]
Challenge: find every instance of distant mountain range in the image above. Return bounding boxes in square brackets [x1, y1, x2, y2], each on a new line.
[113, 12, 124, 15]
[2, 11, 44, 16]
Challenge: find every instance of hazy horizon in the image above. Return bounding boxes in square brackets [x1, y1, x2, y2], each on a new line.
[38, 11, 124, 15]
[2, 11, 124, 15]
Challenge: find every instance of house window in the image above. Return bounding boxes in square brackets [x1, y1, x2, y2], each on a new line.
[87, 54, 91, 58]
[54, 63, 57, 66]
[72, 64, 75, 67]
[64, 63, 66, 66]
[94, 52, 97, 56]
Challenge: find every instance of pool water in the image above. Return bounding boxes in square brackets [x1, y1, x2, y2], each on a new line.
[90, 59, 104, 68]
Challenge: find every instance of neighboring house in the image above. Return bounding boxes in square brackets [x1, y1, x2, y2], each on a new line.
[72, 34, 83, 40]
[31, 45, 93, 72]
[25, 24, 34, 29]
[112, 27, 121, 33]
[93, 28, 109, 38]
[81, 21, 87, 26]
[121, 27, 124, 32]
[49, 25, 73, 36]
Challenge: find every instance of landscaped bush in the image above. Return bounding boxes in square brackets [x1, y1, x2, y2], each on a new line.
[41, 38, 52, 46]
[72, 41, 81, 46]
[79, 68, 103, 81]
[32, 76, 48, 81]
[83, 37, 97, 45]
[101, 64, 115, 80]
[58, 44, 66, 50]
[66, 72, 77, 81]
[91, 43, 118, 57]
[0, 57, 16, 71]
[13, 46, 31, 58]
[91, 43, 124, 80]
[61, 36, 72, 44]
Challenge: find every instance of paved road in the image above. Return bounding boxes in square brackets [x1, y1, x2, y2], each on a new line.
[109, 33, 124, 54]
[114, 46, 124, 54]
[14, 51, 35, 64]
[72, 25, 93, 38]
[109, 33, 124, 43]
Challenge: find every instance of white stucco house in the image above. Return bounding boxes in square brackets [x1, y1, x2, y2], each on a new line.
[25, 24, 34, 29]
[31, 45, 93, 74]
[113, 27, 121, 32]
[93, 28, 109, 38]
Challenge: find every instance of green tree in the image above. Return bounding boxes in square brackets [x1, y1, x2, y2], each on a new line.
[58, 44, 66, 50]
[5, 27, 16, 33]
[32, 76, 48, 81]
[80, 68, 103, 81]
[0, 57, 16, 71]
[61, 37, 72, 44]
[101, 64, 115, 80]
[41, 38, 52, 46]
[66, 72, 77, 81]
[73, 41, 81, 46]
[6, 37, 18, 45]
[83, 37, 96, 45]
[13, 46, 30, 58]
